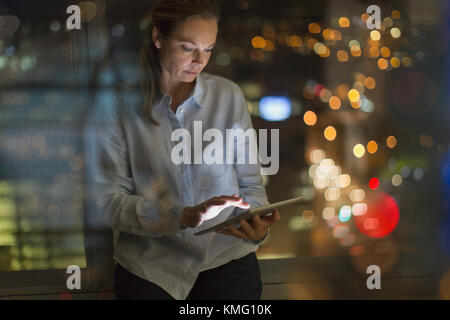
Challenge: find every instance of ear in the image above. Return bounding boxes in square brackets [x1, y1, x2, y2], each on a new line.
[152, 27, 161, 49]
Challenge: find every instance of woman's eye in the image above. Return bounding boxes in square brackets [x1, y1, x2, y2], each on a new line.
[181, 45, 193, 52]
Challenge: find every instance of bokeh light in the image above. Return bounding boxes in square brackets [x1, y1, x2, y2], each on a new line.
[386, 136, 397, 148]
[392, 10, 401, 19]
[287, 35, 303, 47]
[377, 58, 389, 70]
[348, 89, 360, 102]
[370, 30, 381, 41]
[259, 96, 291, 121]
[322, 207, 335, 220]
[338, 17, 350, 28]
[354, 192, 400, 238]
[414, 168, 424, 180]
[369, 177, 380, 190]
[380, 47, 391, 58]
[303, 110, 317, 126]
[391, 57, 401, 68]
[364, 77, 376, 89]
[336, 174, 351, 188]
[332, 224, 349, 238]
[400, 166, 411, 178]
[328, 96, 341, 110]
[308, 23, 321, 34]
[337, 50, 349, 62]
[361, 13, 369, 23]
[319, 88, 332, 102]
[390, 27, 401, 38]
[352, 203, 368, 216]
[78, 1, 98, 22]
[251, 36, 266, 48]
[324, 126, 337, 141]
[350, 188, 365, 202]
[367, 140, 378, 154]
[353, 144, 365, 158]
[339, 205, 352, 222]
[392, 174, 403, 187]
[314, 84, 325, 96]
[367, 46, 380, 58]
[337, 84, 350, 100]
[325, 187, 340, 201]
[402, 57, 412, 67]
[309, 149, 325, 164]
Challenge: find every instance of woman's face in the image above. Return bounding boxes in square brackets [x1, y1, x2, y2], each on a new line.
[153, 17, 218, 83]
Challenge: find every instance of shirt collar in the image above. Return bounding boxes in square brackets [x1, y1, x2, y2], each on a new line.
[154, 72, 206, 110]
[192, 71, 206, 108]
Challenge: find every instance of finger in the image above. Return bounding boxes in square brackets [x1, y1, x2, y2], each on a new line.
[214, 196, 250, 209]
[205, 197, 248, 210]
[215, 228, 231, 235]
[227, 197, 250, 206]
[206, 195, 241, 208]
[218, 195, 244, 202]
[273, 209, 281, 220]
[227, 224, 248, 239]
[238, 219, 257, 239]
[229, 200, 250, 209]
[261, 210, 281, 223]
[206, 198, 227, 207]
[253, 214, 261, 223]
[216, 227, 237, 236]
[252, 214, 265, 227]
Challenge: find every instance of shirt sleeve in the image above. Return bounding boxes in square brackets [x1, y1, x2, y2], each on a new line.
[83, 94, 184, 237]
[231, 86, 270, 246]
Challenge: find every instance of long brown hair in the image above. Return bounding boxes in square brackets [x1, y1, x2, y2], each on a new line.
[140, 0, 220, 125]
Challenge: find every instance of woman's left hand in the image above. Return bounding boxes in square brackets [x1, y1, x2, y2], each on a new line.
[215, 209, 281, 241]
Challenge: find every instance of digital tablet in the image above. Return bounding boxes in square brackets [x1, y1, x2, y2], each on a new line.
[194, 196, 305, 236]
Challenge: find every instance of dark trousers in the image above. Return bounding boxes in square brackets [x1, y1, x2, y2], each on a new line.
[114, 252, 262, 300]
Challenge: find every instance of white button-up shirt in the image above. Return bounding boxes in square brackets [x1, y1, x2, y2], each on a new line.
[84, 72, 269, 299]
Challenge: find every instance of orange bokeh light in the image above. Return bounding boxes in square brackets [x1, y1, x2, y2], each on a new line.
[304, 111, 317, 126]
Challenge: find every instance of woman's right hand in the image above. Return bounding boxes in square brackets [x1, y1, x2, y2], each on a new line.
[180, 194, 250, 229]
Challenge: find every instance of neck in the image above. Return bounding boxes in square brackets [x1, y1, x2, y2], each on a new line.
[159, 73, 194, 99]
[159, 72, 195, 112]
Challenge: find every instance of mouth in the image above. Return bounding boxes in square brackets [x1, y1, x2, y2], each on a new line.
[185, 71, 198, 75]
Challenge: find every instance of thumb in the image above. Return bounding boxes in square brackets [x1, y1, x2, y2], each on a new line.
[230, 199, 250, 209]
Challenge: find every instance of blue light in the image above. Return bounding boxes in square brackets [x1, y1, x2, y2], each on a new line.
[339, 205, 352, 222]
[360, 95, 374, 113]
[259, 96, 291, 121]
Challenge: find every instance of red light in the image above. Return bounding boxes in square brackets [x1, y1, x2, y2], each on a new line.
[369, 177, 380, 190]
[354, 192, 400, 238]
[314, 84, 325, 97]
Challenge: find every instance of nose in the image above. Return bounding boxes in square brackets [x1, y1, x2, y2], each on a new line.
[192, 50, 207, 68]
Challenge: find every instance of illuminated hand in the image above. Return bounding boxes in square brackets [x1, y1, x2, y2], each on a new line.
[180, 194, 250, 228]
[215, 209, 281, 242]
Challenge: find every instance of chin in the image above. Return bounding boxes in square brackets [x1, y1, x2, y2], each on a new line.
[181, 72, 198, 82]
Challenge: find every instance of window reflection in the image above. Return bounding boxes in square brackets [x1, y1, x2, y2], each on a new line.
[0, 129, 87, 271]
[0, 0, 448, 299]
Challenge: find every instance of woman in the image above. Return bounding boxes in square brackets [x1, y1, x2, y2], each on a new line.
[87, 0, 279, 300]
